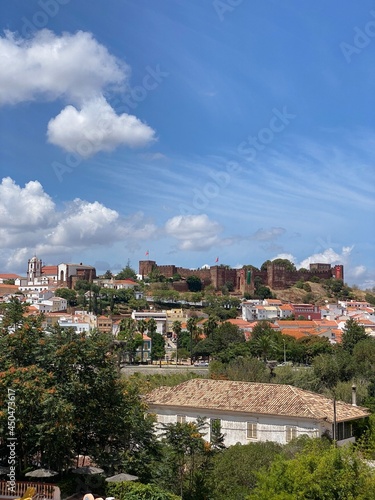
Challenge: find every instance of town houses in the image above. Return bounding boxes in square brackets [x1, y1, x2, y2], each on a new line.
[0, 256, 374, 356]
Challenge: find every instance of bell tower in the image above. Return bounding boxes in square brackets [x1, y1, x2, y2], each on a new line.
[27, 256, 42, 282]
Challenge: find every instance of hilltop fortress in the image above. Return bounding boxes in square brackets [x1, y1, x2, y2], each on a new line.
[139, 260, 344, 294]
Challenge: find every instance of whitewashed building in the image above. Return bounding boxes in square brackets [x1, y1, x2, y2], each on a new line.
[146, 379, 369, 447]
[131, 310, 167, 334]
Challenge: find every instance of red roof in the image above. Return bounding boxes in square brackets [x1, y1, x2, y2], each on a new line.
[42, 266, 58, 275]
[0, 273, 20, 279]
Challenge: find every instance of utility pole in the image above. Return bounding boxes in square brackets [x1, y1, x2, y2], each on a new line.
[283, 338, 286, 364]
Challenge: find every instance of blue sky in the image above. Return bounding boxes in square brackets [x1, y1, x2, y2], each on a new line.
[0, 0, 374, 287]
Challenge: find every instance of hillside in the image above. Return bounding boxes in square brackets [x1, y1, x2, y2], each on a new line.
[272, 281, 367, 305]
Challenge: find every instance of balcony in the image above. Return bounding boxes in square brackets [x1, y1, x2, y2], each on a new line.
[0, 481, 60, 500]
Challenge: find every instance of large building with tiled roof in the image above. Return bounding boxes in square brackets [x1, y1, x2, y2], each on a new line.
[146, 379, 369, 447]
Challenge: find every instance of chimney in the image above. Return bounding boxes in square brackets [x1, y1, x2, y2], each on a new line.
[352, 384, 357, 406]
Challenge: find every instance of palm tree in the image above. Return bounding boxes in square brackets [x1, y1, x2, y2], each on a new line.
[172, 320, 182, 364]
[137, 319, 147, 363]
[251, 335, 277, 363]
[187, 317, 198, 365]
[146, 318, 158, 364]
[203, 316, 218, 340]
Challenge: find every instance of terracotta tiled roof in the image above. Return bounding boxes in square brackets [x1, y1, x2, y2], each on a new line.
[227, 319, 252, 328]
[281, 329, 310, 339]
[314, 320, 339, 327]
[146, 379, 370, 423]
[277, 321, 315, 328]
[42, 266, 58, 275]
[0, 273, 20, 279]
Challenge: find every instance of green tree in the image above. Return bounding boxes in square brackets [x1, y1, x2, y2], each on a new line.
[104, 269, 113, 279]
[0, 320, 158, 475]
[186, 275, 203, 292]
[172, 321, 182, 363]
[137, 319, 147, 363]
[160, 418, 210, 499]
[117, 318, 143, 364]
[106, 481, 179, 500]
[116, 261, 137, 280]
[352, 338, 375, 378]
[342, 317, 368, 354]
[209, 441, 282, 500]
[251, 334, 278, 363]
[150, 332, 166, 366]
[210, 322, 245, 355]
[203, 316, 218, 339]
[272, 258, 297, 272]
[247, 440, 375, 499]
[1, 296, 28, 332]
[254, 285, 274, 299]
[187, 317, 199, 364]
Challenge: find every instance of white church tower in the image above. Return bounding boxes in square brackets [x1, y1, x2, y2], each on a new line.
[27, 256, 42, 282]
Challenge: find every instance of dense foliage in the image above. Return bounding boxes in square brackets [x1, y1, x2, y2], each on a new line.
[0, 303, 158, 476]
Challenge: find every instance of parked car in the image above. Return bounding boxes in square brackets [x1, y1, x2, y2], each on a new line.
[194, 361, 209, 367]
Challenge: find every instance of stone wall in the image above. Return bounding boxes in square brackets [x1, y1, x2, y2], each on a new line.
[139, 260, 343, 292]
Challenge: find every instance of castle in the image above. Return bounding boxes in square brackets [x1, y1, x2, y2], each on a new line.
[139, 260, 344, 294]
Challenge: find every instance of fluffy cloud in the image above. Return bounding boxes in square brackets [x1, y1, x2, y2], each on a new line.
[0, 30, 155, 155]
[47, 96, 155, 156]
[298, 247, 353, 269]
[165, 214, 222, 251]
[0, 177, 55, 229]
[0, 178, 157, 271]
[0, 30, 126, 105]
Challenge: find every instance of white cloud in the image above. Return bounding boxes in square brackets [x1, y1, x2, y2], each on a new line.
[0, 30, 156, 155]
[351, 265, 366, 278]
[0, 177, 55, 229]
[165, 214, 222, 251]
[0, 30, 126, 105]
[49, 199, 120, 246]
[298, 247, 353, 269]
[47, 96, 155, 156]
[0, 178, 157, 272]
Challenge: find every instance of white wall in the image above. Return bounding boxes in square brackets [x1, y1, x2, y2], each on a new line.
[151, 407, 321, 446]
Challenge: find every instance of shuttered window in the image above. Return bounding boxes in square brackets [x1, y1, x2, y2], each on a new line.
[286, 426, 297, 442]
[246, 422, 257, 440]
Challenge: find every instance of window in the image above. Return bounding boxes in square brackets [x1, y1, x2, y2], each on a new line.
[337, 422, 352, 441]
[286, 426, 297, 442]
[246, 422, 257, 440]
[177, 415, 186, 423]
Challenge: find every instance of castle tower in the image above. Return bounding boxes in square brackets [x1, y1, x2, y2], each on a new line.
[27, 256, 42, 282]
[139, 260, 156, 278]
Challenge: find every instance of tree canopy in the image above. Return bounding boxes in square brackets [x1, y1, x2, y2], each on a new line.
[0, 304, 158, 475]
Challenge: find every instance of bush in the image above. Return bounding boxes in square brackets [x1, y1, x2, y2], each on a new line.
[107, 481, 180, 500]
